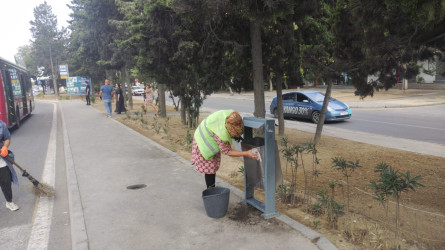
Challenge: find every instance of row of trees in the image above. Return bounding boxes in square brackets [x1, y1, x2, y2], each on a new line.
[17, 0, 445, 132]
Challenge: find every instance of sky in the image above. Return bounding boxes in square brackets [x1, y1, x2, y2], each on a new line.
[0, 0, 71, 63]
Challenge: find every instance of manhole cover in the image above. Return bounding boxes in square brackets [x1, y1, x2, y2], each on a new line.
[127, 184, 147, 190]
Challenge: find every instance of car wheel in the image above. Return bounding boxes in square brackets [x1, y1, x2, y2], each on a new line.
[273, 109, 278, 118]
[311, 111, 320, 123]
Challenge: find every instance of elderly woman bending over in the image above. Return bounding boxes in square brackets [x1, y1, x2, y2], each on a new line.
[192, 110, 258, 188]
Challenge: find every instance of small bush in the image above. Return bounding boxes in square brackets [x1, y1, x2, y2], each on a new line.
[277, 184, 290, 203]
[311, 203, 323, 217]
[312, 220, 321, 229]
[237, 166, 244, 176]
[186, 129, 193, 147]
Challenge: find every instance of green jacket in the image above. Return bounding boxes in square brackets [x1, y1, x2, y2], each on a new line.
[194, 110, 233, 160]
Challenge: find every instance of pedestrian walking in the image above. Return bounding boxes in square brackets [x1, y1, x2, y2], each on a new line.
[192, 110, 258, 188]
[85, 81, 91, 105]
[114, 83, 126, 114]
[0, 120, 19, 211]
[99, 79, 115, 118]
[144, 83, 158, 115]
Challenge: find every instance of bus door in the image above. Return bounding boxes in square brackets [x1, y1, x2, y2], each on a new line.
[19, 73, 28, 115]
[6, 70, 19, 126]
[9, 69, 22, 119]
[0, 71, 5, 123]
[1, 69, 15, 126]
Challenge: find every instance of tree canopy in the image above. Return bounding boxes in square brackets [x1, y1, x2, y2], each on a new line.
[19, 0, 445, 127]
[29, 1, 68, 96]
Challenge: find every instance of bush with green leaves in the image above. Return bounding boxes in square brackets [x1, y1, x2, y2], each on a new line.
[368, 162, 424, 238]
[280, 137, 320, 210]
[277, 184, 290, 203]
[141, 105, 146, 114]
[151, 117, 161, 134]
[163, 117, 169, 135]
[140, 117, 147, 125]
[314, 181, 345, 229]
[237, 166, 244, 176]
[186, 129, 193, 148]
[331, 157, 361, 212]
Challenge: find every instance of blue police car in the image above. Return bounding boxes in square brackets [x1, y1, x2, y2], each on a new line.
[269, 90, 352, 123]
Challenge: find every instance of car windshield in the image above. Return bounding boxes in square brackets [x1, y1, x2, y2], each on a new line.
[304, 92, 335, 102]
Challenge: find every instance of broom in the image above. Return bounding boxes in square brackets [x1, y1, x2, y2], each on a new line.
[4, 156, 56, 197]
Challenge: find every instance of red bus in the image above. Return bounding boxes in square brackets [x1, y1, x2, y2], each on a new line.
[0, 56, 34, 128]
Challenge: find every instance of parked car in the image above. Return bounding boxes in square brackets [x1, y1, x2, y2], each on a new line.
[131, 86, 145, 96]
[269, 90, 351, 123]
[32, 85, 43, 95]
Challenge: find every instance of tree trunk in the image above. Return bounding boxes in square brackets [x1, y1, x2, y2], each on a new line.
[158, 83, 166, 117]
[313, 81, 333, 144]
[49, 48, 59, 96]
[250, 21, 265, 118]
[396, 197, 400, 238]
[402, 63, 408, 92]
[180, 97, 186, 125]
[269, 76, 273, 92]
[122, 65, 132, 110]
[276, 75, 284, 136]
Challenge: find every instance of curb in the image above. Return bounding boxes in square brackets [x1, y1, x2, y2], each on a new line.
[59, 103, 89, 250]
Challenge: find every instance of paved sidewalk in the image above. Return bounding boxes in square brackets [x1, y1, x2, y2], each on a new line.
[59, 101, 332, 250]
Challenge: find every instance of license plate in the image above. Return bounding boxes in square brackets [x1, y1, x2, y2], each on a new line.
[340, 112, 348, 115]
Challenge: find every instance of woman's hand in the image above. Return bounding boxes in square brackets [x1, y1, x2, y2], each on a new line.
[246, 149, 259, 160]
[0, 146, 8, 157]
[227, 149, 259, 160]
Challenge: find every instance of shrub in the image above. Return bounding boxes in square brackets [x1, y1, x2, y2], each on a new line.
[368, 163, 423, 238]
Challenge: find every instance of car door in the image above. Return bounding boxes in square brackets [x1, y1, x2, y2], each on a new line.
[282, 93, 296, 118]
[294, 93, 313, 119]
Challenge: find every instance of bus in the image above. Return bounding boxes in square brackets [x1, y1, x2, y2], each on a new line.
[0, 56, 34, 128]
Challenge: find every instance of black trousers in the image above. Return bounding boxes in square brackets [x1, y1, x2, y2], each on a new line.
[205, 174, 215, 188]
[86, 95, 91, 105]
[0, 167, 12, 202]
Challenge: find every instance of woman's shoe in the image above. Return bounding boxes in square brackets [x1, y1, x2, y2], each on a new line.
[6, 202, 19, 211]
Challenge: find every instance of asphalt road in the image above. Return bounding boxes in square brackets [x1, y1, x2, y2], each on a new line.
[200, 96, 445, 146]
[329, 105, 445, 145]
[0, 102, 70, 250]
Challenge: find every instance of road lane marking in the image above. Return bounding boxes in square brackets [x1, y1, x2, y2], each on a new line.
[27, 103, 56, 249]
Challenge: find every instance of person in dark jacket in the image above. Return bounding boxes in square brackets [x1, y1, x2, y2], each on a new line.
[114, 83, 126, 114]
[85, 81, 91, 105]
[0, 120, 19, 211]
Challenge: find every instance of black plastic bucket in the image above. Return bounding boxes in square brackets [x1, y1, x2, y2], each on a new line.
[202, 187, 230, 218]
